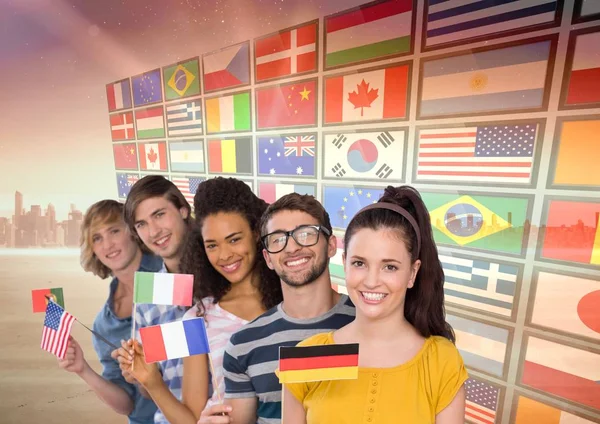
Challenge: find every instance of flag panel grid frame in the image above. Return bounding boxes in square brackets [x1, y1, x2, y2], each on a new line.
[321, 127, 408, 183]
[138, 140, 169, 173]
[320, 182, 389, 232]
[165, 97, 204, 138]
[206, 136, 254, 176]
[202, 40, 251, 94]
[525, 267, 600, 344]
[535, 195, 600, 270]
[419, 189, 535, 259]
[130, 67, 164, 108]
[140, 173, 171, 181]
[116, 172, 141, 199]
[415, 34, 559, 120]
[322, 61, 411, 126]
[412, 118, 546, 189]
[322, 0, 417, 71]
[447, 310, 514, 381]
[253, 18, 320, 84]
[106, 78, 133, 112]
[437, 248, 524, 323]
[572, 0, 600, 24]
[510, 392, 600, 424]
[420, 0, 564, 52]
[558, 26, 600, 110]
[108, 111, 136, 142]
[134, 105, 166, 140]
[516, 332, 600, 413]
[254, 77, 319, 131]
[167, 138, 207, 175]
[464, 375, 506, 424]
[162, 56, 202, 101]
[255, 132, 318, 178]
[239, 179, 254, 191]
[546, 115, 600, 191]
[204, 89, 253, 135]
[256, 179, 317, 201]
[113, 142, 140, 171]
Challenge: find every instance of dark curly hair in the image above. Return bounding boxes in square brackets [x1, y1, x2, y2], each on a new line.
[180, 177, 283, 316]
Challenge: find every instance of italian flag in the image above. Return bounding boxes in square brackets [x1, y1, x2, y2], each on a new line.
[325, 0, 412, 68]
[140, 317, 210, 363]
[205, 92, 251, 133]
[134, 272, 193, 306]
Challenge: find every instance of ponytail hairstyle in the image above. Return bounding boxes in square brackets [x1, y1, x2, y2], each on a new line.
[343, 185, 455, 343]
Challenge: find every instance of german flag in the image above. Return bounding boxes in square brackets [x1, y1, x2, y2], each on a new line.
[278, 343, 359, 383]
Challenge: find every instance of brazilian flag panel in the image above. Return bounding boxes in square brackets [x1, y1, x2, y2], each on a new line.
[420, 192, 530, 256]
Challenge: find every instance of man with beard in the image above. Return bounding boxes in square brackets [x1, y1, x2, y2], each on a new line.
[198, 194, 355, 423]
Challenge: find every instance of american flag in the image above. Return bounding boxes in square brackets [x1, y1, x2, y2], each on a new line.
[284, 135, 315, 157]
[41, 301, 75, 359]
[465, 378, 499, 424]
[417, 124, 537, 184]
[173, 177, 204, 205]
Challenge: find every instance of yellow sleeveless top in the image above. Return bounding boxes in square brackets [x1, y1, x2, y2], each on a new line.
[285, 332, 468, 424]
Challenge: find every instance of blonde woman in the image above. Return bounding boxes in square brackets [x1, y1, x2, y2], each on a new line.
[57, 199, 162, 424]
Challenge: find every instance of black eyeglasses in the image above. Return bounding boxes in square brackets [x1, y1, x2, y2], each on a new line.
[262, 225, 330, 254]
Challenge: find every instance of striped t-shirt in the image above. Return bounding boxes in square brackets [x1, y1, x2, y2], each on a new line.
[183, 297, 248, 409]
[223, 295, 355, 424]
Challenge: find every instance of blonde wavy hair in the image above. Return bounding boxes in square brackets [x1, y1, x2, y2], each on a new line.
[80, 200, 131, 279]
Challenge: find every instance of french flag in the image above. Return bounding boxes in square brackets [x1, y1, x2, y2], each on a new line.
[106, 79, 132, 111]
[140, 317, 210, 363]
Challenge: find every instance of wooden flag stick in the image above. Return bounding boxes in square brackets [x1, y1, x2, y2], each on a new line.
[131, 302, 137, 371]
[207, 352, 223, 404]
[207, 352, 229, 416]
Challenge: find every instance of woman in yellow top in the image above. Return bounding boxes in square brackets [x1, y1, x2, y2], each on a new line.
[283, 185, 468, 424]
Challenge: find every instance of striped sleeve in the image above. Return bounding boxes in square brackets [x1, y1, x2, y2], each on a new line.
[223, 340, 256, 398]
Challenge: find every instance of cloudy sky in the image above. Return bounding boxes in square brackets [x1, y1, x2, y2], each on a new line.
[0, 0, 366, 219]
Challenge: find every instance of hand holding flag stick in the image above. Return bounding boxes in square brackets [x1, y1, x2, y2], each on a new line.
[43, 295, 119, 351]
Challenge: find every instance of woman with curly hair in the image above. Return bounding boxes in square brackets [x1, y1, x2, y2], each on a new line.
[123, 177, 283, 424]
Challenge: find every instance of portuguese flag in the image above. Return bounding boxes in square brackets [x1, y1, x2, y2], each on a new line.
[32, 288, 64, 313]
[278, 343, 359, 383]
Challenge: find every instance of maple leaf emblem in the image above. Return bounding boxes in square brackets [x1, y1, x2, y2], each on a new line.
[348, 79, 379, 116]
[147, 147, 158, 164]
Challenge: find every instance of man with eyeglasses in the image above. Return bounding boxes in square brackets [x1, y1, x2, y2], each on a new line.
[198, 193, 355, 424]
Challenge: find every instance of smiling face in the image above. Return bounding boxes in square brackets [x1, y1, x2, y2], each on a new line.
[201, 212, 257, 285]
[133, 195, 189, 261]
[344, 227, 421, 321]
[91, 221, 140, 274]
[262, 210, 336, 288]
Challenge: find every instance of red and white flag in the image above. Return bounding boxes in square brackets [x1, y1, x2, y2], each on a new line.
[255, 22, 317, 82]
[139, 142, 168, 171]
[41, 301, 75, 359]
[110, 112, 135, 141]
